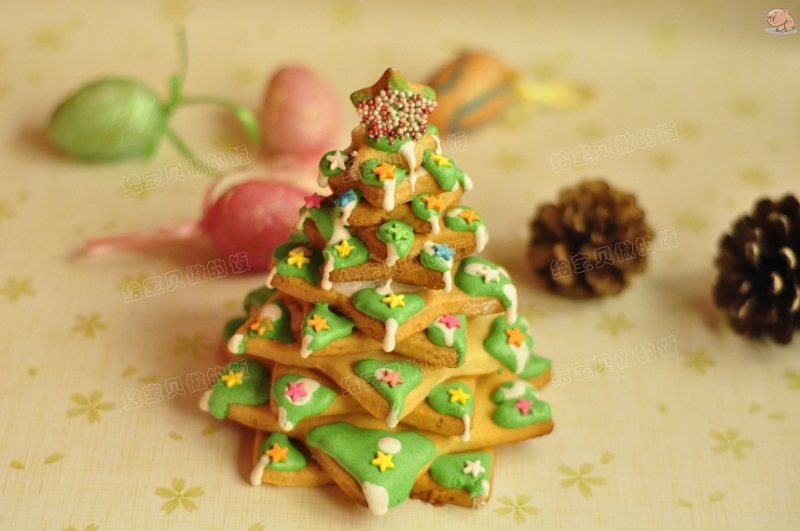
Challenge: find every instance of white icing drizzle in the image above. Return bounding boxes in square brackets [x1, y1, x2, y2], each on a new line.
[496, 380, 536, 400]
[474, 224, 489, 252]
[321, 253, 335, 291]
[265, 267, 277, 288]
[386, 405, 400, 428]
[362, 481, 390, 516]
[382, 317, 399, 352]
[431, 320, 457, 347]
[385, 242, 400, 267]
[502, 283, 518, 324]
[198, 389, 212, 412]
[227, 333, 246, 354]
[398, 140, 418, 193]
[382, 177, 397, 210]
[377, 436, 402, 454]
[317, 171, 329, 188]
[285, 378, 320, 406]
[480, 479, 491, 498]
[278, 407, 294, 431]
[460, 414, 472, 442]
[463, 262, 501, 282]
[296, 210, 310, 231]
[432, 135, 443, 154]
[250, 454, 270, 486]
[443, 269, 453, 292]
[375, 279, 393, 295]
[300, 333, 315, 358]
[509, 342, 531, 374]
[259, 303, 282, 321]
[428, 214, 441, 234]
[462, 173, 474, 191]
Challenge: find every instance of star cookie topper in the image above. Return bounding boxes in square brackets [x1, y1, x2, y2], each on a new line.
[350, 68, 437, 146]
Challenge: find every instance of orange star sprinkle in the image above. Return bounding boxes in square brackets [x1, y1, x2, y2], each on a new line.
[372, 162, 396, 182]
[306, 314, 330, 332]
[250, 317, 274, 334]
[458, 209, 480, 225]
[505, 327, 526, 347]
[265, 442, 289, 463]
[421, 195, 444, 211]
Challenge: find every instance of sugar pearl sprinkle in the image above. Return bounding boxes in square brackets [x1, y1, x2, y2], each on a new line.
[356, 86, 437, 145]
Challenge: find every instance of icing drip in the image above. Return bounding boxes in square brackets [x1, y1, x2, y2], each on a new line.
[259, 303, 282, 321]
[429, 214, 441, 234]
[362, 481, 390, 516]
[386, 404, 400, 428]
[265, 267, 277, 288]
[227, 333, 246, 354]
[375, 279, 393, 296]
[462, 173, 474, 191]
[300, 334, 314, 358]
[461, 413, 472, 442]
[317, 171, 329, 188]
[382, 176, 397, 210]
[443, 269, 453, 292]
[321, 254, 335, 291]
[502, 283, 518, 323]
[496, 380, 535, 400]
[432, 135, 443, 154]
[198, 389, 212, 412]
[377, 437, 402, 454]
[296, 211, 310, 231]
[431, 320, 457, 347]
[385, 242, 400, 267]
[474, 224, 489, 252]
[398, 140, 418, 193]
[250, 454, 270, 486]
[383, 317, 399, 352]
[278, 407, 293, 431]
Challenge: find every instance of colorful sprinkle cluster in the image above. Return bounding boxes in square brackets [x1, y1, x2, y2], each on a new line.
[355, 86, 437, 145]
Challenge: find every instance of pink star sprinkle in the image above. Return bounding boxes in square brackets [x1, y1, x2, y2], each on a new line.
[439, 314, 461, 329]
[285, 381, 308, 403]
[380, 369, 404, 388]
[304, 193, 324, 209]
[514, 398, 533, 416]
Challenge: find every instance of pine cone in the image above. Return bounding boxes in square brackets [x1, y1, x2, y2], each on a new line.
[713, 194, 800, 344]
[528, 179, 653, 297]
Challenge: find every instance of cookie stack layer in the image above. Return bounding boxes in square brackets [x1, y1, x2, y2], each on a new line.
[199, 69, 554, 515]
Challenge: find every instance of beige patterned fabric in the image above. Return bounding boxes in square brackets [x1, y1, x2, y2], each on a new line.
[0, 1, 797, 529]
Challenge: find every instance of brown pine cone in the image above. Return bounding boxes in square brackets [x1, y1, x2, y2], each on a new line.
[528, 179, 653, 297]
[713, 194, 800, 344]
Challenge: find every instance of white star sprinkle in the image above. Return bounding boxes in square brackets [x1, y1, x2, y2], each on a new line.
[326, 151, 349, 172]
[462, 459, 485, 477]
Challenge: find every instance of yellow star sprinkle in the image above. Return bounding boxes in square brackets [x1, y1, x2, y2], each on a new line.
[381, 292, 405, 309]
[220, 370, 244, 388]
[306, 314, 330, 332]
[371, 451, 395, 473]
[447, 386, 471, 405]
[286, 248, 310, 268]
[429, 153, 452, 167]
[334, 239, 355, 257]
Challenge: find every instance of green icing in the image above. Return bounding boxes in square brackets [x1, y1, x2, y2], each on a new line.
[306, 423, 436, 514]
[410, 193, 438, 221]
[223, 316, 246, 342]
[287, 231, 310, 243]
[483, 315, 551, 378]
[359, 159, 408, 187]
[353, 359, 423, 425]
[418, 248, 451, 272]
[243, 286, 276, 313]
[299, 203, 336, 241]
[301, 303, 355, 354]
[490, 380, 551, 429]
[426, 123, 439, 137]
[426, 381, 474, 419]
[319, 150, 347, 176]
[273, 243, 322, 285]
[323, 237, 370, 269]
[429, 451, 492, 499]
[421, 149, 467, 191]
[352, 288, 425, 324]
[247, 298, 294, 344]
[444, 206, 485, 233]
[376, 220, 414, 260]
[454, 257, 515, 309]
[258, 433, 307, 471]
[426, 314, 468, 366]
[273, 374, 337, 430]
[206, 359, 270, 420]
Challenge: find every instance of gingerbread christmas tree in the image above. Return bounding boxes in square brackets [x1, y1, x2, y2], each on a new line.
[199, 69, 554, 515]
